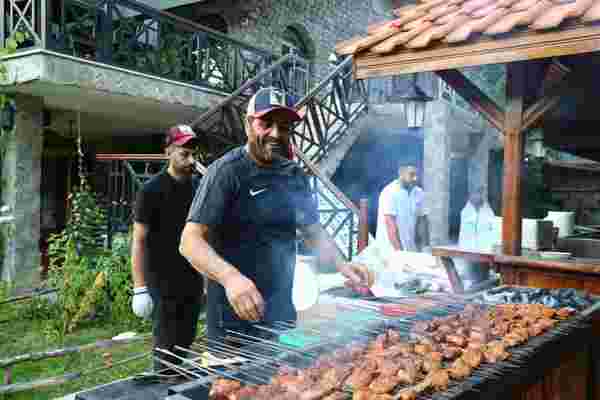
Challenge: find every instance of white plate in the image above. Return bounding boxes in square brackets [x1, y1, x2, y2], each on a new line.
[292, 258, 319, 311]
[539, 251, 571, 260]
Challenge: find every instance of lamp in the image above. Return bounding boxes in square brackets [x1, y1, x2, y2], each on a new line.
[0, 101, 15, 131]
[391, 74, 432, 128]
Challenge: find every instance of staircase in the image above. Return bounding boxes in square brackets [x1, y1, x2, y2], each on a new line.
[97, 53, 371, 260]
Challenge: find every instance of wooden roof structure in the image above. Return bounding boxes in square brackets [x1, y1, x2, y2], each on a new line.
[336, 0, 600, 255]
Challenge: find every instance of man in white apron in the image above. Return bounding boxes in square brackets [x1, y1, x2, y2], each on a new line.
[457, 186, 495, 286]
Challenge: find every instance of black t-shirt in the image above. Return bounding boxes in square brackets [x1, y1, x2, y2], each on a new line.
[134, 170, 203, 297]
[187, 147, 318, 330]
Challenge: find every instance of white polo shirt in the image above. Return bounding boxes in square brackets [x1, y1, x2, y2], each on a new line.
[376, 180, 425, 254]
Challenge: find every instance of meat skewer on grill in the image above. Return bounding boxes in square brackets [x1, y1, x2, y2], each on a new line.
[207, 302, 573, 400]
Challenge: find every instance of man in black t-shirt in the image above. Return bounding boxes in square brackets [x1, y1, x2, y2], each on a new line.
[131, 125, 204, 371]
[180, 87, 372, 340]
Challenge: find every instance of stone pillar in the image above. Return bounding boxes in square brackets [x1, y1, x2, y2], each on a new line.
[424, 100, 451, 246]
[468, 126, 503, 201]
[1, 94, 43, 287]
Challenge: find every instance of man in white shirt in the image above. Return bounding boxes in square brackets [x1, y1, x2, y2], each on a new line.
[376, 163, 429, 255]
[456, 186, 495, 285]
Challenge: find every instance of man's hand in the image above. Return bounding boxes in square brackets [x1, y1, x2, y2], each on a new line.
[131, 286, 153, 318]
[222, 271, 265, 321]
[338, 262, 375, 288]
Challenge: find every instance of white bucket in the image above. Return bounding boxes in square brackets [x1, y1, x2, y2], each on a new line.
[544, 211, 575, 238]
[292, 255, 319, 312]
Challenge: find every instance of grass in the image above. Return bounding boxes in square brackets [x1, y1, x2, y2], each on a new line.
[0, 301, 206, 400]
[0, 316, 152, 400]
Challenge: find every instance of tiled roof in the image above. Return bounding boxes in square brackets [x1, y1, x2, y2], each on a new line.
[336, 0, 600, 55]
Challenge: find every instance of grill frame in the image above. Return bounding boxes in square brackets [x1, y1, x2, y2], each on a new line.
[166, 290, 600, 400]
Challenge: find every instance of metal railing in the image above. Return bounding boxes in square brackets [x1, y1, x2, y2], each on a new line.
[293, 56, 368, 165]
[292, 57, 369, 259]
[1, 0, 279, 92]
[94, 154, 167, 243]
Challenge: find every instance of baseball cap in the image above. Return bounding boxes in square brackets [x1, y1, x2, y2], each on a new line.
[166, 125, 198, 147]
[246, 87, 301, 122]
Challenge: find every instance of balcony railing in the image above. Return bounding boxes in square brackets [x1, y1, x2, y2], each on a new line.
[1, 0, 277, 93]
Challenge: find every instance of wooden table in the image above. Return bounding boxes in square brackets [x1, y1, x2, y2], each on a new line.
[494, 254, 600, 294]
[433, 246, 600, 400]
[432, 246, 497, 294]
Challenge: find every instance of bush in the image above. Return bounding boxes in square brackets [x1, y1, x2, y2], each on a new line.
[46, 183, 149, 336]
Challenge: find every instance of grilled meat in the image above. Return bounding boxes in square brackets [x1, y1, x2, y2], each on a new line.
[298, 385, 336, 400]
[414, 342, 434, 355]
[441, 345, 462, 360]
[483, 341, 510, 363]
[449, 358, 471, 380]
[396, 365, 418, 385]
[446, 334, 467, 348]
[210, 378, 241, 399]
[396, 389, 417, 400]
[211, 303, 569, 400]
[430, 369, 450, 390]
[353, 389, 394, 400]
[369, 374, 401, 394]
[376, 358, 400, 376]
[322, 365, 353, 388]
[461, 348, 482, 368]
[322, 392, 347, 400]
[422, 352, 442, 372]
[228, 386, 258, 400]
[346, 360, 378, 389]
[557, 307, 575, 319]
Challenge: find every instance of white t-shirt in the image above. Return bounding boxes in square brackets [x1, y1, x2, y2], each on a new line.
[376, 181, 425, 254]
[458, 201, 496, 252]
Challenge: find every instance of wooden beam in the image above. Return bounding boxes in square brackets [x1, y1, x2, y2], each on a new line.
[522, 62, 572, 131]
[501, 62, 526, 256]
[353, 23, 600, 77]
[435, 69, 505, 132]
[358, 198, 369, 253]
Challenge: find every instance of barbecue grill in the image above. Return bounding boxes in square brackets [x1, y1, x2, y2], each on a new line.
[74, 288, 600, 400]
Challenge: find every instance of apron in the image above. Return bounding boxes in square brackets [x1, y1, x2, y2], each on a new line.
[206, 165, 312, 341]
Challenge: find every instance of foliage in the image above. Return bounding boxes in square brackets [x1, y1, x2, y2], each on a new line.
[46, 183, 148, 336]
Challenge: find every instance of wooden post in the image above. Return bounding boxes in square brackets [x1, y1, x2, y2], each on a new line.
[358, 198, 369, 253]
[502, 62, 526, 256]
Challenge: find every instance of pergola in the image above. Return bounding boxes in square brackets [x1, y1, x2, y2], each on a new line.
[336, 0, 600, 256]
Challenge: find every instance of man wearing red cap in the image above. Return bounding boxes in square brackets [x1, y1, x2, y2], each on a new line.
[131, 125, 204, 371]
[180, 88, 371, 341]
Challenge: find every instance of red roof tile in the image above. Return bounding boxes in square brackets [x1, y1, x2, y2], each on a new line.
[336, 0, 600, 55]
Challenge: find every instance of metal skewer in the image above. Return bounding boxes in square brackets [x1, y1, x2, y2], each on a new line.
[153, 355, 206, 383]
[188, 342, 284, 374]
[225, 330, 318, 359]
[174, 345, 275, 381]
[155, 347, 269, 385]
[201, 338, 296, 369]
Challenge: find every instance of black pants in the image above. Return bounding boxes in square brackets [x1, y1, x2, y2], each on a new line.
[149, 290, 204, 372]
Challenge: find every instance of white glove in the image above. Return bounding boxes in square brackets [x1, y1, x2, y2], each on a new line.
[132, 286, 153, 318]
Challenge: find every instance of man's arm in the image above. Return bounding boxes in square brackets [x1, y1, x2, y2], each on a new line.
[384, 215, 403, 251]
[131, 222, 149, 288]
[179, 224, 264, 322]
[300, 224, 373, 287]
[179, 223, 238, 284]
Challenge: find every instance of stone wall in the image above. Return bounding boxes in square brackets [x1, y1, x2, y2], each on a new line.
[225, 0, 385, 79]
[1, 94, 43, 287]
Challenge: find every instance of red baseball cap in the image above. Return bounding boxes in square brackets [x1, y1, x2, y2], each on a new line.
[166, 125, 198, 147]
[246, 87, 301, 122]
